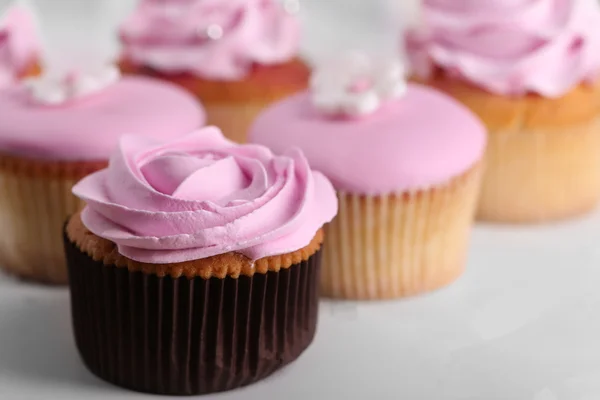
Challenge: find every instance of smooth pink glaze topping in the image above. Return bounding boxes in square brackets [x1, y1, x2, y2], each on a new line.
[405, 0, 600, 97]
[120, 0, 300, 81]
[250, 84, 487, 195]
[73, 127, 338, 263]
[0, 5, 38, 88]
[0, 76, 205, 160]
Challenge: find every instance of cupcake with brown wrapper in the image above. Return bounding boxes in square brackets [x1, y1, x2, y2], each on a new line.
[119, 0, 309, 144]
[250, 52, 487, 300]
[0, 1, 205, 284]
[66, 127, 338, 395]
[0, 3, 39, 88]
[405, 0, 600, 223]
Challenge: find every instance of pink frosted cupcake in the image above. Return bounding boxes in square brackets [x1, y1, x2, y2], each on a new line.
[119, 0, 309, 144]
[251, 53, 487, 300]
[0, 69, 205, 284]
[65, 127, 337, 395]
[0, 5, 39, 87]
[405, 0, 600, 222]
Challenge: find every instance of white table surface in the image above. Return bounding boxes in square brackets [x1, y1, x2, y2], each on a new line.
[2, 213, 600, 400]
[2, 1, 600, 399]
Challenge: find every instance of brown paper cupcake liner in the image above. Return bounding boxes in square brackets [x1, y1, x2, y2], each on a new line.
[477, 118, 600, 223]
[0, 155, 105, 284]
[321, 164, 482, 300]
[64, 232, 321, 396]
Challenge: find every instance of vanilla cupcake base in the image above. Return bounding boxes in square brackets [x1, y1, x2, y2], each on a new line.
[321, 164, 482, 300]
[119, 59, 310, 144]
[0, 154, 105, 284]
[205, 103, 272, 144]
[478, 118, 600, 223]
[418, 76, 600, 223]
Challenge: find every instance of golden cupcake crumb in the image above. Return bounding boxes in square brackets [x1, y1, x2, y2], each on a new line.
[66, 212, 323, 279]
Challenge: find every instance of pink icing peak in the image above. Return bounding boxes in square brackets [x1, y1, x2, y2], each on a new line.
[250, 84, 487, 195]
[405, 0, 600, 97]
[120, 0, 300, 80]
[0, 5, 38, 88]
[72, 127, 338, 264]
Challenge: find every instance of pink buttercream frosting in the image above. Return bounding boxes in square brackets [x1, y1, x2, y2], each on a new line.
[405, 0, 600, 97]
[0, 5, 38, 88]
[72, 127, 338, 263]
[0, 76, 205, 160]
[120, 0, 300, 81]
[250, 84, 487, 195]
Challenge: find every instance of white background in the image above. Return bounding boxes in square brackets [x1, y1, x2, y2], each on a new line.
[1, 1, 600, 399]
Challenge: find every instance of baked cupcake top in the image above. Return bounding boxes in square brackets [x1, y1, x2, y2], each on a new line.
[405, 0, 600, 98]
[250, 53, 487, 195]
[72, 127, 338, 264]
[120, 0, 300, 81]
[0, 74, 205, 160]
[0, 5, 38, 88]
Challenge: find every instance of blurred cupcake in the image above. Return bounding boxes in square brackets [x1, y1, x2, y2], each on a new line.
[0, 72, 204, 284]
[250, 52, 486, 300]
[0, 4, 39, 87]
[119, 0, 309, 144]
[65, 127, 337, 395]
[0, 0, 205, 284]
[405, 0, 600, 223]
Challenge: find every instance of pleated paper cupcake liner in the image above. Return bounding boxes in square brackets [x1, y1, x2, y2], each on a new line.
[64, 233, 321, 396]
[417, 73, 600, 223]
[321, 164, 482, 300]
[0, 155, 105, 284]
[477, 118, 600, 223]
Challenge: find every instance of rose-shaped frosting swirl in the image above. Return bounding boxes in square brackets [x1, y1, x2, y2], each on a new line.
[0, 5, 38, 88]
[72, 127, 338, 264]
[120, 0, 300, 81]
[405, 0, 600, 97]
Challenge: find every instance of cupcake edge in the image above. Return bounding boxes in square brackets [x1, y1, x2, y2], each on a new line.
[0, 154, 106, 284]
[64, 223, 322, 395]
[66, 212, 324, 279]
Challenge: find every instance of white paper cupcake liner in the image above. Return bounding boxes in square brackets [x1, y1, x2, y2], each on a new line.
[0, 155, 105, 284]
[321, 164, 482, 300]
[477, 118, 600, 222]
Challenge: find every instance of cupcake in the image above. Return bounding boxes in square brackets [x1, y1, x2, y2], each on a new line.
[0, 4, 39, 87]
[65, 127, 337, 395]
[119, 0, 309, 144]
[250, 53, 487, 300]
[405, 0, 600, 223]
[0, 72, 205, 284]
[0, 0, 206, 284]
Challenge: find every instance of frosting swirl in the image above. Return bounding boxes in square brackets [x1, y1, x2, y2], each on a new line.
[120, 0, 300, 81]
[73, 127, 338, 264]
[405, 0, 600, 97]
[0, 5, 38, 88]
